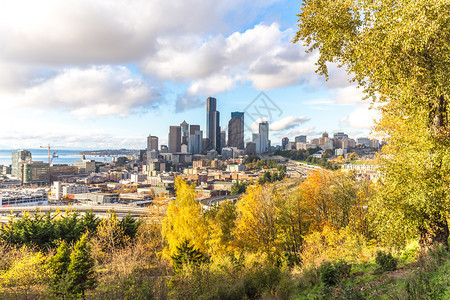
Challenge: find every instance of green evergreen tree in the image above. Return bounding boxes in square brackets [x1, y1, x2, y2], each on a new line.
[171, 239, 208, 271]
[67, 233, 97, 299]
[119, 213, 142, 240]
[48, 240, 71, 297]
[79, 210, 100, 233]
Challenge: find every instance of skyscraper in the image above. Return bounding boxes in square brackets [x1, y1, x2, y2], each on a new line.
[168, 126, 181, 153]
[221, 131, 226, 151]
[228, 112, 244, 149]
[295, 135, 307, 143]
[11, 150, 31, 180]
[252, 133, 261, 154]
[190, 125, 200, 135]
[282, 137, 289, 150]
[147, 135, 158, 151]
[206, 97, 220, 153]
[189, 130, 203, 154]
[259, 121, 269, 153]
[180, 120, 189, 145]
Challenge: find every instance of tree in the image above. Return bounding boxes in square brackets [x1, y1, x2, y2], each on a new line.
[235, 185, 284, 259]
[93, 213, 131, 261]
[119, 213, 142, 240]
[205, 201, 238, 257]
[295, 0, 449, 248]
[162, 178, 208, 258]
[67, 233, 97, 299]
[48, 241, 71, 297]
[171, 239, 208, 271]
[298, 170, 371, 235]
[0, 247, 50, 295]
[230, 180, 248, 195]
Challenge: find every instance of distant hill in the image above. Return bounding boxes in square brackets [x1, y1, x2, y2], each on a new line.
[77, 149, 139, 156]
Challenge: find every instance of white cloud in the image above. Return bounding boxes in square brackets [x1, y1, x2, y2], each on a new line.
[187, 74, 240, 96]
[175, 94, 204, 113]
[340, 104, 380, 130]
[0, 130, 147, 150]
[270, 116, 310, 131]
[3, 65, 161, 118]
[273, 126, 318, 139]
[0, 0, 276, 65]
[332, 85, 366, 105]
[141, 23, 334, 95]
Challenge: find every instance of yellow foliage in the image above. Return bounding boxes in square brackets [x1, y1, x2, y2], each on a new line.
[0, 247, 50, 292]
[234, 185, 283, 258]
[206, 201, 237, 259]
[300, 225, 373, 268]
[162, 177, 208, 258]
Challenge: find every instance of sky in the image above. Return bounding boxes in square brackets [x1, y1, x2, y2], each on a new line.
[0, 0, 379, 150]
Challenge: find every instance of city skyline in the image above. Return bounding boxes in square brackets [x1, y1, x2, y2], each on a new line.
[0, 0, 379, 150]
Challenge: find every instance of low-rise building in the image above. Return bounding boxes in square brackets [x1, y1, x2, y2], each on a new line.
[74, 192, 118, 205]
[226, 164, 245, 172]
[74, 159, 96, 173]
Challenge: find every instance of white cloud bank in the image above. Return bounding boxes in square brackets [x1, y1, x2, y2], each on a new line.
[3, 66, 161, 118]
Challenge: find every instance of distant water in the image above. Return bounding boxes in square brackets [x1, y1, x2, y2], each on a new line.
[0, 149, 113, 166]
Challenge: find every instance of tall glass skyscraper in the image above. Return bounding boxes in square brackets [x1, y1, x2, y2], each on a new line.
[259, 121, 269, 153]
[206, 97, 221, 153]
[228, 112, 244, 149]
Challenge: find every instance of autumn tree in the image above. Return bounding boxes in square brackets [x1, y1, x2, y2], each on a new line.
[162, 178, 208, 258]
[205, 201, 238, 257]
[295, 0, 449, 247]
[298, 170, 371, 236]
[0, 248, 50, 295]
[234, 185, 303, 262]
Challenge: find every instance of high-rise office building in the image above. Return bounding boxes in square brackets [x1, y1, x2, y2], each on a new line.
[168, 126, 181, 153]
[252, 133, 261, 154]
[11, 150, 32, 180]
[180, 120, 189, 145]
[23, 161, 50, 186]
[206, 97, 221, 153]
[282, 137, 289, 150]
[246, 142, 256, 156]
[333, 132, 348, 140]
[189, 130, 203, 154]
[147, 135, 158, 151]
[221, 131, 226, 151]
[190, 125, 200, 135]
[228, 112, 244, 149]
[259, 121, 270, 153]
[295, 135, 307, 143]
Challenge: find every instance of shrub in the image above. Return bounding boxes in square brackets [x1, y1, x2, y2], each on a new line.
[375, 251, 397, 272]
[319, 260, 352, 286]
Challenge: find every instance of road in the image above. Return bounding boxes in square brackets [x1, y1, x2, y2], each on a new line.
[285, 160, 322, 177]
[0, 204, 148, 219]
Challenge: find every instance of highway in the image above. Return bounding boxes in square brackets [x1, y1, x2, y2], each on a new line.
[285, 159, 322, 177]
[0, 205, 149, 219]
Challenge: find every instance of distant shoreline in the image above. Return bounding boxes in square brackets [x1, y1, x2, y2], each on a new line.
[77, 149, 139, 157]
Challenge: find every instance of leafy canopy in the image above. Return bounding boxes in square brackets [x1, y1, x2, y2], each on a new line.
[295, 0, 450, 247]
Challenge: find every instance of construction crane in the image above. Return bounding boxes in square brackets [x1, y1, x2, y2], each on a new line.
[40, 144, 59, 164]
[50, 151, 59, 164]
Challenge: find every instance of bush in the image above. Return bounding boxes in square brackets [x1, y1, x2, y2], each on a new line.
[375, 251, 397, 272]
[319, 260, 351, 286]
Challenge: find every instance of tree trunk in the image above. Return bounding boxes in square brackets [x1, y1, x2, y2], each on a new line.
[419, 215, 449, 249]
[421, 95, 450, 249]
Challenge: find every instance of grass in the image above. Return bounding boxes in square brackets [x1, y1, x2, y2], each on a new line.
[291, 245, 449, 299]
